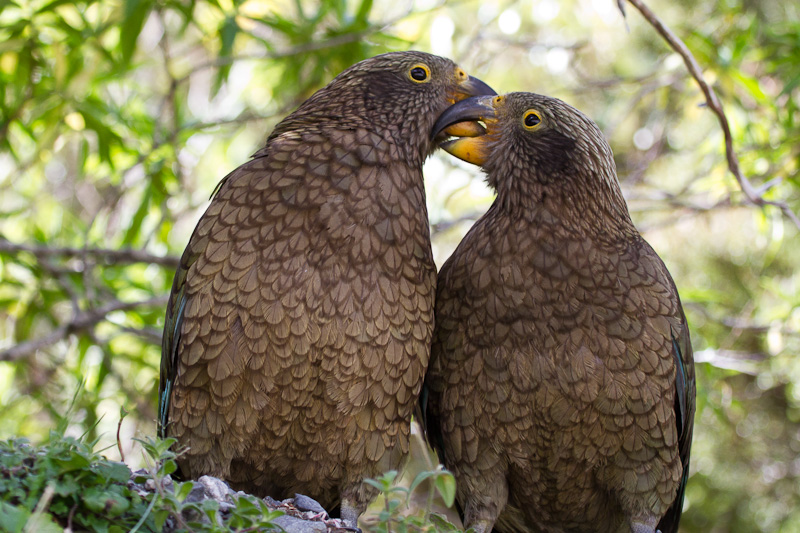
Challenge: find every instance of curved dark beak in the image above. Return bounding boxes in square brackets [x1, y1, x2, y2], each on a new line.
[457, 75, 497, 100]
[431, 95, 497, 139]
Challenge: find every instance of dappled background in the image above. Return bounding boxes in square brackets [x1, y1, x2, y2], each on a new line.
[1, 0, 799, 531]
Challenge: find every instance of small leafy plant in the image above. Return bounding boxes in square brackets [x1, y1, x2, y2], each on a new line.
[0, 433, 151, 532]
[362, 468, 469, 533]
[0, 432, 282, 532]
[134, 437, 283, 532]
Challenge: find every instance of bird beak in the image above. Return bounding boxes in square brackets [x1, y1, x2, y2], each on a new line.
[453, 75, 497, 102]
[431, 95, 497, 166]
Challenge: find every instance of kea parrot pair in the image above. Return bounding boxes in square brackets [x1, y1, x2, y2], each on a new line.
[158, 51, 695, 533]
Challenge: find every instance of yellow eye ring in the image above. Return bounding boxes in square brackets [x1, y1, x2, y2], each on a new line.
[523, 110, 542, 129]
[408, 64, 431, 83]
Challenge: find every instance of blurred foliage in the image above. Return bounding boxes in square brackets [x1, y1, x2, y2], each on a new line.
[0, 0, 799, 531]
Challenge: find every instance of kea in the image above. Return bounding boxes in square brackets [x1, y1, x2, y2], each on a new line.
[424, 93, 695, 533]
[158, 51, 495, 526]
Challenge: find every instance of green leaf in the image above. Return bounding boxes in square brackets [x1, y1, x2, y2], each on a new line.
[159, 459, 177, 477]
[52, 452, 91, 474]
[175, 480, 194, 501]
[731, 71, 768, 104]
[23, 513, 63, 533]
[354, 0, 373, 25]
[93, 461, 132, 484]
[122, 186, 152, 246]
[119, 0, 154, 66]
[75, 105, 123, 167]
[429, 512, 461, 531]
[434, 471, 456, 508]
[83, 486, 131, 517]
[362, 478, 387, 491]
[52, 477, 80, 496]
[153, 508, 170, 529]
[35, 0, 77, 13]
[0, 502, 29, 533]
[213, 15, 239, 95]
[407, 469, 437, 494]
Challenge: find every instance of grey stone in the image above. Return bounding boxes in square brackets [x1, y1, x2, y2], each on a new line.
[271, 514, 327, 533]
[293, 493, 327, 514]
[264, 496, 283, 507]
[198, 475, 234, 500]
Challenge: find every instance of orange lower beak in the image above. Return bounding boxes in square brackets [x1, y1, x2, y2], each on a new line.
[432, 96, 497, 167]
[440, 136, 491, 166]
[442, 121, 486, 138]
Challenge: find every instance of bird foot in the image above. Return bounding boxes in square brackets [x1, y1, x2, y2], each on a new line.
[629, 516, 658, 533]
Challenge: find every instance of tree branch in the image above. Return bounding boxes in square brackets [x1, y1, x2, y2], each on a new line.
[626, 0, 800, 229]
[431, 212, 484, 235]
[0, 296, 169, 363]
[0, 239, 180, 268]
[693, 348, 765, 376]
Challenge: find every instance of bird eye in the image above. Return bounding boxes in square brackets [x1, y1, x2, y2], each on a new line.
[408, 64, 430, 83]
[523, 110, 542, 129]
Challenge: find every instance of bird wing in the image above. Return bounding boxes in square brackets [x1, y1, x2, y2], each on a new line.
[657, 303, 696, 533]
[621, 239, 695, 533]
[420, 251, 460, 464]
[157, 145, 269, 440]
[158, 247, 190, 439]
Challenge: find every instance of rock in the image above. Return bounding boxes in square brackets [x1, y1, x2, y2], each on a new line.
[198, 475, 235, 500]
[293, 493, 327, 514]
[127, 469, 357, 531]
[272, 514, 328, 533]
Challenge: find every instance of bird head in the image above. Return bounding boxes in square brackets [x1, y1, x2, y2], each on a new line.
[270, 51, 495, 163]
[431, 92, 633, 229]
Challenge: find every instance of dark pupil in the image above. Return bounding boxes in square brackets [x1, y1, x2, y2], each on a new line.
[525, 113, 541, 127]
[410, 67, 427, 81]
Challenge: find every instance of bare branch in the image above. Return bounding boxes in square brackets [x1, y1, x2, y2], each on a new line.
[0, 239, 180, 268]
[626, 0, 800, 229]
[0, 296, 168, 363]
[115, 326, 164, 345]
[431, 213, 484, 235]
[693, 348, 765, 376]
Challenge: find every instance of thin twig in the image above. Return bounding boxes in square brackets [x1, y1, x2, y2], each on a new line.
[114, 325, 164, 345]
[117, 407, 128, 463]
[431, 212, 483, 234]
[67, 503, 78, 532]
[626, 0, 800, 229]
[0, 239, 180, 268]
[23, 483, 56, 533]
[0, 295, 169, 362]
